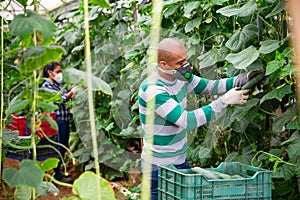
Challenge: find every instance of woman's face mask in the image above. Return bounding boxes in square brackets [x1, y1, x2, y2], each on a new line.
[52, 72, 63, 83]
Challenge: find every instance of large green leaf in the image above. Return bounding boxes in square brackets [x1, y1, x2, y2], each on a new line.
[3, 159, 43, 190]
[184, 1, 201, 16]
[38, 102, 58, 113]
[280, 64, 294, 78]
[198, 46, 229, 69]
[5, 99, 30, 116]
[38, 88, 62, 103]
[216, 1, 257, 17]
[163, 4, 180, 17]
[2, 130, 19, 144]
[225, 24, 258, 51]
[284, 132, 300, 160]
[266, 1, 285, 18]
[265, 60, 285, 75]
[18, 46, 66, 74]
[272, 104, 297, 134]
[9, 11, 56, 42]
[64, 29, 82, 44]
[185, 17, 202, 33]
[37, 158, 60, 172]
[115, 22, 128, 35]
[288, 140, 300, 158]
[225, 46, 259, 69]
[260, 85, 292, 104]
[64, 68, 113, 95]
[286, 116, 300, 130]
[231, 98, 260, 121]
[272, 164, 295, 180]
[259, 40, 281, 54]
[73, 171, 116, 200]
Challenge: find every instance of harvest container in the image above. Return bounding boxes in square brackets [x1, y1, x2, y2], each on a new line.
[158, 162, 272, 200]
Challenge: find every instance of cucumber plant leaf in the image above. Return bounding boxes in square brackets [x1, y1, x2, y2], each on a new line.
[18, 46, 66, 74]
[64, 68, 113, 95]
[198, 46, 229, 69]
[259, 40, 281, 54]
[280, 64, 294, 78]
[5, 99, 30, 116]
[272, 164, 295, 180]
[37, 102, 58, 113]
[73, 171, 116, 200]
[265, 60, 285, 75]
[163, 4, 180, 17]
[9, 11, 56, 43]
[2, 159, 43, 190]
[184, 1, 201, 16]
[266, 1, 285, 18]
[36, 158, 60, 172]
[272, 104, 297, 134]
[225, 46, 259, 69]
[286, 116, 300, 130]
[226, 24, 258, 51]
[260, 85, 292, 104]
[185, 17, 202, 33]
[231, 98, 259, 121]
[216, 1, 257, 17]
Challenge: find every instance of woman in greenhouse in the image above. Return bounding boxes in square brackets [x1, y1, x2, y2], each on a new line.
[42, 62, 76, 183]
[138, 38, 263, 200]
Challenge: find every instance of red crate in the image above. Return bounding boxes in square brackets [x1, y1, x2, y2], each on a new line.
[10, 113, 58, 137]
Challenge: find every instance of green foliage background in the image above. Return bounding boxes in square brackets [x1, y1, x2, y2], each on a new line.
[2, 0, 300, 199]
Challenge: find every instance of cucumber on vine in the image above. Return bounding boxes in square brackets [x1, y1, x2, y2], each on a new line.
[241, 73, 265, 90]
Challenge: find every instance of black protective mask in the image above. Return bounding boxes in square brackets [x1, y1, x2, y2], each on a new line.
[176, 63, 193, 81]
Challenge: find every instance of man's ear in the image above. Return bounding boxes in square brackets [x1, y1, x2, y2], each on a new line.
[159, 60, 166, 67]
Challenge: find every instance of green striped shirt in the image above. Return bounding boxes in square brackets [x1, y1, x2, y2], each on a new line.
[138, 72, 240, 165]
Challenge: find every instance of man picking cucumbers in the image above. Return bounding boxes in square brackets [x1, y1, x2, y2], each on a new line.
[138, 38, 264, 200]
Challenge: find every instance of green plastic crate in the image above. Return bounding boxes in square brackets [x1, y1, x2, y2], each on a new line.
[158, 162, 272, 200]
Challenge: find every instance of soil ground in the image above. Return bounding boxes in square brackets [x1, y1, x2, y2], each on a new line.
[0, 158, 138, 199]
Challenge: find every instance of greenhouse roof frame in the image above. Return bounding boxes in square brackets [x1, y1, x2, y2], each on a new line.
[0, 0, 78, 20]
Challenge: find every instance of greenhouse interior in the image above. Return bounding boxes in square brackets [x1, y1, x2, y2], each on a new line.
[1, 0, 300, 199]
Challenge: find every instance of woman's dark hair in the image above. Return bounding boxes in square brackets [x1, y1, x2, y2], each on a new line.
[42, 62, 61, 78]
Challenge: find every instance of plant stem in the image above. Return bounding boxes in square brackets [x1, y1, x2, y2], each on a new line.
[251, 150, 297, 169]
[44, 173, 73, 188]
[83, 0, 101, 199]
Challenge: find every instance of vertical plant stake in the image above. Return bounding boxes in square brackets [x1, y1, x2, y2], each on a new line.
[0, 4, 4, 181]
[141, 0, 163, 199]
